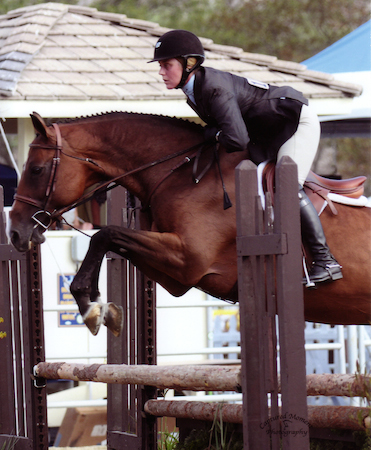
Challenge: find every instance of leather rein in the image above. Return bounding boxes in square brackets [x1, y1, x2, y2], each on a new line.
[14, 122, 217, 230]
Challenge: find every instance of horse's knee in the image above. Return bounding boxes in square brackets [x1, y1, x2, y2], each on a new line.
[70, 274, 93, 309]
[89, 227, 108, 249]
[70, 274, 88, 297]
[89, 225, 123, 253]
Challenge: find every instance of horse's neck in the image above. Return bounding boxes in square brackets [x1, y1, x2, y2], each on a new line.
[68, 117, 200, 200]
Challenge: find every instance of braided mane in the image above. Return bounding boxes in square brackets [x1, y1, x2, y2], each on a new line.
[53, 111, 203, 133]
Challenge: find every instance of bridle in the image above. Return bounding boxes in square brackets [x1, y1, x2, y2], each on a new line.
[13, 122, 218, 231]
[14, 123, 63, 230]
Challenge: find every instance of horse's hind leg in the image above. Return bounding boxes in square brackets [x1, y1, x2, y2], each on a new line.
[70, 230, 123, 336]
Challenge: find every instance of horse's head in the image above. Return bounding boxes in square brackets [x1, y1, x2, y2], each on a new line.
[9, 113, 89, 252]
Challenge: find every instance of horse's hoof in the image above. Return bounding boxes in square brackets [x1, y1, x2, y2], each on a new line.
[83, 302, 103, 336]
[103, 303, 124, 337]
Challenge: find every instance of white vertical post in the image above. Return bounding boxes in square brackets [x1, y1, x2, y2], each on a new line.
[346, 325, 358, 406]
[358, 326, 366, 374]
[337, 325, 346, 374]
[347, 325, 358, 374]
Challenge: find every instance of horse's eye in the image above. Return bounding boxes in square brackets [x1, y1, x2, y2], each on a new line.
[31, 166, 43, 175]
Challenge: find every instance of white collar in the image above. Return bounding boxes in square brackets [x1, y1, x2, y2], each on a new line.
[182, 74, 196, 104]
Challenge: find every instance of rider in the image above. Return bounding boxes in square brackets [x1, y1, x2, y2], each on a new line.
[149, 29, 343, 285]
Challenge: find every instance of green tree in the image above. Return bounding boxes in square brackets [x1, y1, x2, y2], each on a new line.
[0, 0, 79, 15]
[1, 0, 369, 62]
[92, 0, 369, 61]
[336, 138, 371, 196]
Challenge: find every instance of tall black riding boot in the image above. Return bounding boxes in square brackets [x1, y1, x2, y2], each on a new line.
[299, 187, 343, 284]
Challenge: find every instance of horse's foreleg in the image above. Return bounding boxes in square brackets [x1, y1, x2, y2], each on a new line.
[106, 225, 207, 286]
[70, 232, 124, 336]
[71, 225, 195, 336]
[103, 225, 199, 292]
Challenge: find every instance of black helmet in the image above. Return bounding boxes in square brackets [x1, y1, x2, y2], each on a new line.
[149, 29, 205, 88]
[150, 29, 205, 62]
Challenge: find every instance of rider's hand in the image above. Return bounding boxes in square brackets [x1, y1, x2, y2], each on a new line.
[204, 126, 221, 142]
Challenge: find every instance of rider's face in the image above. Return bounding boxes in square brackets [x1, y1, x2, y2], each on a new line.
[159, 58, 183, 89]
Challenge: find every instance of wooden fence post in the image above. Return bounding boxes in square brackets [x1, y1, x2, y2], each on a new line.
[274, 156, 309, 449]
[106, 187, 157, 450]
[0, 186, 48, 449]
[235, 160, 270, 449]
[235, 157, 309, 449]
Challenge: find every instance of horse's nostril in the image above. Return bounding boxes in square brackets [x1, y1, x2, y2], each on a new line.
[9, 229, 26, 250]
[10, 230, 18, 244]
[10, 230, 21, 248]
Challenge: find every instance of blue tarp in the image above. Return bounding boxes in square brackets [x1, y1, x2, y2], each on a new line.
[302, 20, 371, 73]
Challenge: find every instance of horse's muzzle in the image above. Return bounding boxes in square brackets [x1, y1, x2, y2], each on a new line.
[9, 221, 46, 252]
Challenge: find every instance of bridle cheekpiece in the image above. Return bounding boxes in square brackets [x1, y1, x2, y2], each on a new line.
[14, 123, 62, 230]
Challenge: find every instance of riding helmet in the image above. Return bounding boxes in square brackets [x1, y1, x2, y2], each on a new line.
[149, 29, 205, 88]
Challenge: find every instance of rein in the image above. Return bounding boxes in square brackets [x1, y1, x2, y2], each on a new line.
[14, 122, 218, 229]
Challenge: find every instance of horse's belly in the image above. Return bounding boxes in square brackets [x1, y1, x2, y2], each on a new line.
[304, 282, 371, 325]
[197, 272, 238, 302]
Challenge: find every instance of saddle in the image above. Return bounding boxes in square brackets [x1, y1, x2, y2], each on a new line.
[262, 161, 367, 215]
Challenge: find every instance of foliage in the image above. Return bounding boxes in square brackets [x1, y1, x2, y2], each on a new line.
[336, 138, 371, 197]
[309, 431, 371, 450]
[0, 436, 19, 450]
[0, 0, 79, 15]
[91, 0, 370, 62]
[175, 427, 243, 450]
[351, 362, 371, 438]
[175, 405, 243, 450]
[319, 138, 371, 197]
[1, 0, 369, 61]
[158, 430, 180, 450]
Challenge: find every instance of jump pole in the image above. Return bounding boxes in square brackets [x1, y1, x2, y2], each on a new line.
[34, 361, 371, 397]
[34, 362, 242, 391]
[143, 400, 371, 432]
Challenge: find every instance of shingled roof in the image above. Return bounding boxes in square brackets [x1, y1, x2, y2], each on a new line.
[0, 2, 362, 117]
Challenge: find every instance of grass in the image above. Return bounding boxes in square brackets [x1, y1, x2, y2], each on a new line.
[1, 437, 19, 450]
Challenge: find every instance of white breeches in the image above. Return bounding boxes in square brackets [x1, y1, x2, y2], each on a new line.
[277, 104, 320, 186]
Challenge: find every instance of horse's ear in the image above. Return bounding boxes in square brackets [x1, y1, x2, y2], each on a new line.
[30, 112, 52, 139]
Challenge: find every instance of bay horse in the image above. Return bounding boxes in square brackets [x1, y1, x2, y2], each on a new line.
[9, 112, 371, 336]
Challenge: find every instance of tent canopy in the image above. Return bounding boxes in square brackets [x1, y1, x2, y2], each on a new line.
[303, 20, 370, 74]
[303, 20, 371, 137]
